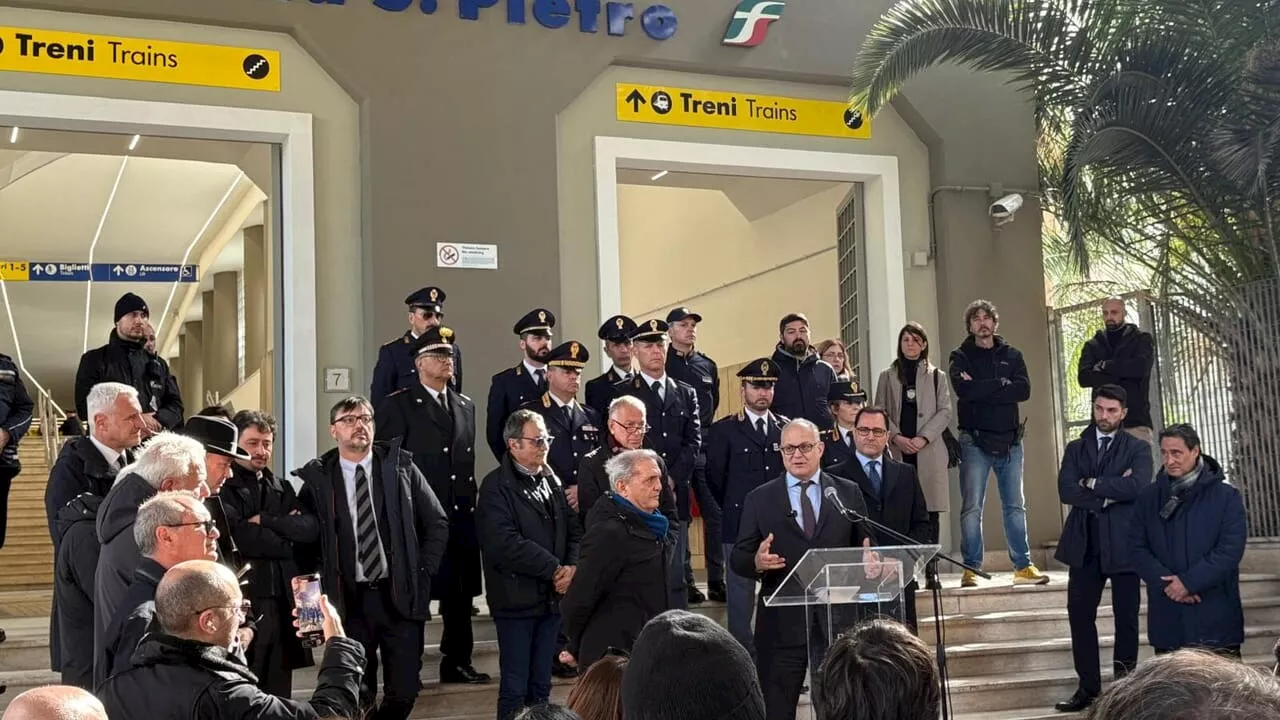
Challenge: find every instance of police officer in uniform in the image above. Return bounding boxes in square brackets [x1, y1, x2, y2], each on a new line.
[376, 326, 490, 685]
[706, 358, 786, 656]
[518, 341, 602, 506]
[371, 286, 463, 406]
[665, 306, 724, 604]
[821, 380, 867, 472]
[613, 318, 700, 610]
[485, 309, 556, 461]
[584, 315, 637, 418]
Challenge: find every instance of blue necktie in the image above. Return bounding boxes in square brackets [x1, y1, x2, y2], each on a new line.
[867, 460, 882, 496]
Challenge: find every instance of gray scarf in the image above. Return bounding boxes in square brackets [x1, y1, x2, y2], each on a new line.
[1169, 459, 1204, 495]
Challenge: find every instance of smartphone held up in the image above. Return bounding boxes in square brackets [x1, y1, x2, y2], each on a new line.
[292, 573, 325, 649]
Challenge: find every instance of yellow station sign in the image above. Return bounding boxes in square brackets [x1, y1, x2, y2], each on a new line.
[0, 261, 28, 282]
[616, 83, 870, 140]
[0, 26, 280, 92]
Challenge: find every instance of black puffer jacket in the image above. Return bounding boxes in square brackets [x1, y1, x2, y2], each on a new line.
[99, 633, 365, 719]
[769, 346, 837, 430]
[74, 330, 183, 430]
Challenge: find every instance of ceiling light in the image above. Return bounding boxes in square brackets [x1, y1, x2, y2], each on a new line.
[128, 134, 141, 151]
[650, 170, 669, 181]
[8, 127, 17, 144]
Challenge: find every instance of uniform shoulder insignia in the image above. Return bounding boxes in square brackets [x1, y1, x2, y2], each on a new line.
[387, 388, 409, 397]
[736, 410, 744, 421]
[774, 414, 791, 425]
[542, 394, 552, 408]
[516, 364, 524, 376]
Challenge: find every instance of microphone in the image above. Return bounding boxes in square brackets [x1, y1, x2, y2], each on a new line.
[824, 486, 863, 521]
[786, 509, 799, 519]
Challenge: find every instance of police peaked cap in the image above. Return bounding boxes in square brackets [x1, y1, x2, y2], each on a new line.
[546, 341, 590, 369]
[413, 326, 457, 356]
[513, 308, 557, 336]
[405, 286, 446, 314]
[737, 358, 780, 384]
[598, 315, 638, 343]
[631, 319, 669, 342]
[827, 380, 867, 403]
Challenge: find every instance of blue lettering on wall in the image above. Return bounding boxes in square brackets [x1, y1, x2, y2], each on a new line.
[353, 0, 674, 39]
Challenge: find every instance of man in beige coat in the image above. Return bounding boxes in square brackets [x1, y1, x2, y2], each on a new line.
[874, 322, 954, 588]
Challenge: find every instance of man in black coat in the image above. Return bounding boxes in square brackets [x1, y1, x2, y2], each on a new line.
[612, 319, 701, 610]
[295, 396, 450, 720]
[518, 341, 602, 505]
[584, 315, 636, 418]
[99, 492, 221, 689]
[577, 395, 678, 536]
[476, 409, 582, 720]
[52, 493, 103, 689]
[665, 307, 724, 604]
[371, 286, 463, 406]
[222, 410, 318, 696]
[769, 313, 838, 430]
[375, 327, 489, 686]
[99, 560, 365, 720]
[1053, 385, 1154, 712]
[1077, 297, 1156, 443]
[74, 293, 184, 434]
[731, 418, 876, 720]
[827, 407, 930, 632]
[486, 308, 556, 461]
[707, 358, 787, 656]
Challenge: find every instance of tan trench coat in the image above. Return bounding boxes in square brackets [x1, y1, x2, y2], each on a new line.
[874, 361, 954, 512]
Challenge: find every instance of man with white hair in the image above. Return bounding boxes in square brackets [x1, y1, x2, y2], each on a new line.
[94, 432, 208, 674]
[1, 685, 108, 720]
[99, 560, 365, 719]
[97, 491, 220, 688]
[46, 381, 145, 682]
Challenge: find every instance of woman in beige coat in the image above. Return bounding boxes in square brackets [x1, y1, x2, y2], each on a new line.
[874, 322, 954, 571]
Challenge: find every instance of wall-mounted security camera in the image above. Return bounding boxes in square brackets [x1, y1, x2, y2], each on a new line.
[989, 193, 1023, 219]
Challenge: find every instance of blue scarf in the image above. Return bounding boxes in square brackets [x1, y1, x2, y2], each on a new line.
[609, 492, 669, 540]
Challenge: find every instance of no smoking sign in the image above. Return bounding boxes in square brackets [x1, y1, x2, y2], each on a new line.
[438, 244, 460, 266]
[435, 242, 498, 270]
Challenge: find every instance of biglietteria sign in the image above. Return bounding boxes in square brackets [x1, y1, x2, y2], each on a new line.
[296, 0, 678, 41]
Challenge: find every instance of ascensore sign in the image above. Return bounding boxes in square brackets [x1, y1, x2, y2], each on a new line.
[300, 0, 678, 41]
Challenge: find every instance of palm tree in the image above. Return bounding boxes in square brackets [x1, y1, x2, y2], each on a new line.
[849, 0, 1280, 534]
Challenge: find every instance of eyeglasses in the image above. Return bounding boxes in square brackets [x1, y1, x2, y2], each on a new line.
[166, 519, 218, 534]
[780, 443, 819, 456]
[610, 420, 650, 435]
[517, 436, 555, 448]
[195, 599, 252, 619]
[854, 427, 888, 438]
[334, 414, 374, 427]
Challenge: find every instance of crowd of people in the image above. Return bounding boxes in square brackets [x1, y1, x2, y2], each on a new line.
[0, 287, 1275, 719]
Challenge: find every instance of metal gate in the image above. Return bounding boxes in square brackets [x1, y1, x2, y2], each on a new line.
[835, 185, 869, 381]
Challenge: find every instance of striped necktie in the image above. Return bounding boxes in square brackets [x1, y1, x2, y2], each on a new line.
[353, 465, 385, 581]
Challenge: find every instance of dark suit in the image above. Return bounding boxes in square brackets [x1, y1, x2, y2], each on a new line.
[666, 347, 724, 590]
[372, 330, 464, 406]
[1054, 427, 1153, 696]
[731, 472, 874, 720]
[828, 455, 930, 631]
[518, 394, 601, 488]
[294, 441, 449, 720]
[584, 367, 628, 418]
[486, 364, 546, 461]
[376, 384, 482, 672]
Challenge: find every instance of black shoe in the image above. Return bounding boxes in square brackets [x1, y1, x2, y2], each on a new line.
[1054, 689, 1097, 712]
[0, 628, 6, 643]
[708, 583, 727, 603]
[552, 659, 580, 678]
[440, 664, 491, 684]
[687, 585, 707, 604]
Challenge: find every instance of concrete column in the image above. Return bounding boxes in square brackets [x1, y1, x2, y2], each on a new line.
[169, 356, 183, 394]
[243, 225, 268, 377]
[214, 271, 240, 391]
[180, 323, 204, 411]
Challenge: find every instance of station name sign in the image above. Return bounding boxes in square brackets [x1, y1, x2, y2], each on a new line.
[0, 26, 279, 91]
[293, 0, 678, 42]
[616, 83, 872, 140]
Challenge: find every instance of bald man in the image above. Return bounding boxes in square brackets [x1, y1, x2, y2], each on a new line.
[99, 560, 365, 720]
[2, 686, 107, 720]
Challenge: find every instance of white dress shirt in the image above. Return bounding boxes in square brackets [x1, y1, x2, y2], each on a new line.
[638, 371, 668, 401]
[340, 452, 387, 582]
[89, 435, 126, 476]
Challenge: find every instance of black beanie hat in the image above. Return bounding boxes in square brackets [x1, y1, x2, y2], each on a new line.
[621, 610, 765, 720]
[114, 293, 149, 323]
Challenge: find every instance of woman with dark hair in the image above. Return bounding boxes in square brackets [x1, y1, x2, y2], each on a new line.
[817, 339, 852, 381]
[566, 653, 627, 720]
[873, 323, 954, 584]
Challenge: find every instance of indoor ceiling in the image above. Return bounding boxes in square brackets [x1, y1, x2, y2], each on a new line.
[0, 127, 267, 413]
[616, 169, 845, 222]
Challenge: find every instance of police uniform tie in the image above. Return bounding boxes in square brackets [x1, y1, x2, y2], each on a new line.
[798, 479, 817, 539]
[867, 460, 882, 497]
[353, 465, 385, 581]
[535, 368, 547, 390]
[438, 389, 449, 413]
[756, 417, 767, 438]
[651, 380, 663, 401]
[845, 431, 854, 448]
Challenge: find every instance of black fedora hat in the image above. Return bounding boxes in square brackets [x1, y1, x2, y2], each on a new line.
[184, 415, 252, 461]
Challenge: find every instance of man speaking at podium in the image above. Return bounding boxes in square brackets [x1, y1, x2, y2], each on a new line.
[731, 418, 876, 720]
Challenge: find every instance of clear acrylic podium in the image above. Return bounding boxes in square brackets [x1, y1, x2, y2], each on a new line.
[763, 545, 940, 718]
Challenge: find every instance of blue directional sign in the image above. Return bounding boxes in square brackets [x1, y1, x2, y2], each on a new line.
[28, 262, 91, 282]
[91, 263, 199, 283]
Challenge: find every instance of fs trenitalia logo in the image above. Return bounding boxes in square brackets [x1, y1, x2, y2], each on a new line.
[721, 0, 785, 47]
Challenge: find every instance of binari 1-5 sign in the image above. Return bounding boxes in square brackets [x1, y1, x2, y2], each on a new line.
[0, 26, 280, 91]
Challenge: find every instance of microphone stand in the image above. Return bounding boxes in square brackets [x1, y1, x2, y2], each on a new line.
[829, 500, 988, 720]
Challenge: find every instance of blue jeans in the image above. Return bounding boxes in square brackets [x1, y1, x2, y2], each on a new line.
[494, 614, 561, 720]
[723, 543, 756, 658]
[958, 434, 1032, 570]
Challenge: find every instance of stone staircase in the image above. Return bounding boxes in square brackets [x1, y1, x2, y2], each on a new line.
[0, 439, 54, 591]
